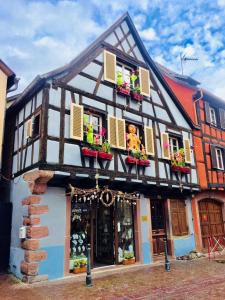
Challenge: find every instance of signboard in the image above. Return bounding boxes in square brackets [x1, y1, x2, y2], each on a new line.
[142, 215, 148, 222]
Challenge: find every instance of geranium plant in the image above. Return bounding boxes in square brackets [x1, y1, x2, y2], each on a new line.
[171, 148, 190, 174]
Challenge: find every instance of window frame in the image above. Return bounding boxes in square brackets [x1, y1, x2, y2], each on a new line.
[116, 62, 133, 87]
[215, 147, 224, 170]
[83, 111, 103, 145]
[209, 106, 217, 127]
[169, 136, 180, 157]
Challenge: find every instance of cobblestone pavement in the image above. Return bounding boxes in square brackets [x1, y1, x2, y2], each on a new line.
[0, 257, 225, 300]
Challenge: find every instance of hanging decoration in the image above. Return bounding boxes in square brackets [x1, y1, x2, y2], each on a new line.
[67, 184, 139, 208]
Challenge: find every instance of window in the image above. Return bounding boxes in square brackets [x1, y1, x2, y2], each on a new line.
[210, 107, 217, 126]
[83, 112, 102, 144]
[117, 63, 132, 86]
[170, 199, 188, 236]
[32, 113, 41, 138]
[169, 137, 179, 157]
[216, 148, 224, 170]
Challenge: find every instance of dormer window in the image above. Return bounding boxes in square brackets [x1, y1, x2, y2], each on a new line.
[209, 107, 217, 126]
[116, 63, 132, 86]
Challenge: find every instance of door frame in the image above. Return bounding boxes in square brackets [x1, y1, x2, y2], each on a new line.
[65, 194, 140, 275]
[192, 192, 225, 251]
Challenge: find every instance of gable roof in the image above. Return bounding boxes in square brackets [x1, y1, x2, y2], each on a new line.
[0, 59, 16, 90]
[7, 13, 198, 128]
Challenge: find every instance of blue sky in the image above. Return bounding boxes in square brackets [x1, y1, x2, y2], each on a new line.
[1, 0, 225, 98]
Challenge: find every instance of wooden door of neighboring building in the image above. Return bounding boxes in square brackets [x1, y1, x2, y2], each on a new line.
[199, 199, 224, 248]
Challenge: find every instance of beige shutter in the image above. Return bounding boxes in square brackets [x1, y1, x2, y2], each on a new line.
[139, 67, 150, 97]
[116, 118, 126, 150]
[161, 132, 170, 160]
[26, 119, 33, 139]
[183, 139, 191, 164]
[144, 126, 154, 156]
[108, 115, 117, 148]
[70, 103, 83, 140]
[104, 50, 116, 84]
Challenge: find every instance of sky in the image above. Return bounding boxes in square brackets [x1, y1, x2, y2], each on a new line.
[1, 0, 225, 99]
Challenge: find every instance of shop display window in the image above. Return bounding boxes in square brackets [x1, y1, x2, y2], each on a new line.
[117, 201, 135, 263]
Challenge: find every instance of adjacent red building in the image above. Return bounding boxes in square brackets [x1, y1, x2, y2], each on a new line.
[158, 63, 225, 251]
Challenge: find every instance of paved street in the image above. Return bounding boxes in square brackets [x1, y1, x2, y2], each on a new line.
[0, 257, 225, 300]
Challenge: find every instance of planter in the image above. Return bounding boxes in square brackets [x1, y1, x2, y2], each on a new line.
[98, 151, 113, 160]
[117, 86, 130, 96]
[138, 159, 150, 166]
[73, 266, 87, 274]
[123, 257, 135, 265]
[126, 156, 138, 164]
[81, 147, 98, 157]
[131, 92, 143, 101]
[171, 165, 191, 174]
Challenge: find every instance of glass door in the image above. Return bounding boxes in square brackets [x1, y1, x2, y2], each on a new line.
[94, 202, 114, 265]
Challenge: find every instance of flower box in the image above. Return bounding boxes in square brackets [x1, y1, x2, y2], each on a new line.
[81, 147, 98, 157]
[73, 266, 87, 274]
[98, 151, 113, 160]
[117, 86, 130, 96]
[138, 159, 150, 166]
[126, 156, 138, 164]
[123, 257, 135, 265]
[131, 92, 143, 101]
[171, 165, 191, 174]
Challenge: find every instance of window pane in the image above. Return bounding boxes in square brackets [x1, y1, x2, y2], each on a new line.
[117, 201, 135, 263]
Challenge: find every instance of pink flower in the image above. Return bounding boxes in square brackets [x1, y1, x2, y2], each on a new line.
[163, 142, 169, 149]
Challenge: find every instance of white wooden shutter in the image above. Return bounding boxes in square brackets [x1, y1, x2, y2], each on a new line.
[104, 50, 116, 84]
[70, 103, 83, 140]
[139, 67, 150, 97]
[108, 115, 117, 148]
[161, 132, 170, 160]
[26, 119, 33, 139]
[183, 139, 191, 164]
[144, 126, 154, 156]
[116, 118, 126, 150]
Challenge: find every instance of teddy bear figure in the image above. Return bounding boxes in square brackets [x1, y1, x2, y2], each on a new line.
[127, 124, 141, 151]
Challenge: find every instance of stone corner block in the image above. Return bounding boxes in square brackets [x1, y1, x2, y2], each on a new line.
[21, 261, 38, 276]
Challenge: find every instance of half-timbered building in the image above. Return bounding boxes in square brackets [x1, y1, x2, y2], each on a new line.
[3, 13, 200, 282]
[158, 63, 225, 252]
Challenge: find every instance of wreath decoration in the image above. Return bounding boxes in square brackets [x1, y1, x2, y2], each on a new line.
[99, 188, 115, 207]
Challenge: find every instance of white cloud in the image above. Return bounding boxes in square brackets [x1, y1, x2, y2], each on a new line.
[140, 28, 159, 41]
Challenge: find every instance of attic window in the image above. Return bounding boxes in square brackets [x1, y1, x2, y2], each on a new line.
[32, 113, 41, 138]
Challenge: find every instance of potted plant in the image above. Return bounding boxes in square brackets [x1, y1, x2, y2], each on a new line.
[131, 85, 143, 101]
[73, 256, 87, 274]
[116, 71, 130, 96]
[123, 252, 135, 265]
[126, 149, 140, 164]
[171, 148, 190, 174]
[98, 140, 113, 160]
[138, 153, 150, 166]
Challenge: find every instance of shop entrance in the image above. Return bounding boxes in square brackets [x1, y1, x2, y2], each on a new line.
[70, 191, 136, 273]
[199, 199, 224, 248]
[92, 202, 114, 266]
[151, 199, 166, 255]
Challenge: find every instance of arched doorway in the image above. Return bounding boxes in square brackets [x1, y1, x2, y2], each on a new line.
[198, 199, 224, 248]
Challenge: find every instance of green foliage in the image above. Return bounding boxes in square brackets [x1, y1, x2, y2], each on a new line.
[171, 148, 185, 167]
[101, 140, 111, 153]
[116, 71, 123, 86]
[124, 252, 134, 259]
